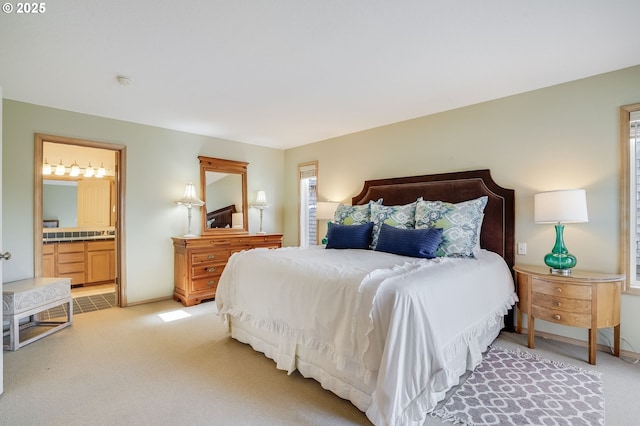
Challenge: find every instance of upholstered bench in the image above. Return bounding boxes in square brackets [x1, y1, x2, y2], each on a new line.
[3, 277, 73, 351]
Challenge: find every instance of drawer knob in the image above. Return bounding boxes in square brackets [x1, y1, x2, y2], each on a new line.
[553, 314, 561, 320]
[554, 301, 562, 307]
[206, 267, 217, 273]
[555, 288, 562, 293]
[208, 254, 216, 259]
[207, 280, 216, 287]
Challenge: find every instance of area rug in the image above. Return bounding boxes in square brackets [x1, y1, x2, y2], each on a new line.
[433, 346, 604, 426]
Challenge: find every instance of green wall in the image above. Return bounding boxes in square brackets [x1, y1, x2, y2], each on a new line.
[2, 100, 284, 303]
[285, 65, 640, 351]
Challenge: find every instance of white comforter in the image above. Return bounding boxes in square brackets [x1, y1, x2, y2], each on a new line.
[216, 246, 517, 426]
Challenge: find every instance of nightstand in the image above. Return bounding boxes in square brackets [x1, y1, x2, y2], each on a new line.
[514, 265, 623, 365]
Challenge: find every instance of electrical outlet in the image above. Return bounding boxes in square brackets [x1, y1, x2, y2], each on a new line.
[517, 242, 527, 255]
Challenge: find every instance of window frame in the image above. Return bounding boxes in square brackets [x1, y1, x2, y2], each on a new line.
[619, 103, 640, 295]
[297, 161, 318, 247]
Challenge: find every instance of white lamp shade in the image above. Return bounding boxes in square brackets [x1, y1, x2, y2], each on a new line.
[232, 212, 244, 228]
[253, 190, 269, 207]
[534, 189, 588, 223]
[176, 182, 204, 206]
[316, 202, 339, 220]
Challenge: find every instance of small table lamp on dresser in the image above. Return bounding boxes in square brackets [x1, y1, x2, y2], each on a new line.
[514, 265, 623, 365]
[251, 190, 270, 234]
[176, 182, 205, 238]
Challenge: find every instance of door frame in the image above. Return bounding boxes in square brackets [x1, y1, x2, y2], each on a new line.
[34, 134, 127, 306]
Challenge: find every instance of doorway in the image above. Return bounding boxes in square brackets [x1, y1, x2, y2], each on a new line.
[34, 134, 127, 307]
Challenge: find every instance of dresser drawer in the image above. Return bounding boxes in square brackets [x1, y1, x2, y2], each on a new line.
[192, 275, 219, 293]
[192, 263, 223, 278]
[532, 291, 591, 314]
[191, 250, 229, 265]
[532, 278, 591, 299]
[532, 304, 591, 328]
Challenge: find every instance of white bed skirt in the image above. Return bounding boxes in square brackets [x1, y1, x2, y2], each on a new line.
[227, 314, 503, 417]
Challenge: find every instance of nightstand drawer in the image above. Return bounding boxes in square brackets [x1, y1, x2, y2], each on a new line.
[532, 292, 591, 314]
[532, 305, 591, 328]
[532, 278, 591, 299]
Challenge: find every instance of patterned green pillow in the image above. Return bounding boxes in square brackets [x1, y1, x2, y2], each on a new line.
[333, 199, 381, 226]
[415, 196, 488, 257]
[370, 201, 417, 249]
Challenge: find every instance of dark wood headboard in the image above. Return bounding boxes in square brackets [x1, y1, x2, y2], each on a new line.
[351, 169, 515, 270]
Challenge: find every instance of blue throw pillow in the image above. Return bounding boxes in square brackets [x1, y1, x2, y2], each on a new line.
[374, 224, 443, 258]
[325, 222, 373, 250]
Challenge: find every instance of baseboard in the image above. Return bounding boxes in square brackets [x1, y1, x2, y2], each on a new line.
[125, 295, 173, 307]
[514, 328, 640, 361]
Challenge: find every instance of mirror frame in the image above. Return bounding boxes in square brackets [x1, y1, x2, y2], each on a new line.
[199, 156, 249, 235]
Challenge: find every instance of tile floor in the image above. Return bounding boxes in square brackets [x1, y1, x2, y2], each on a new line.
[39, 283, 117, 320]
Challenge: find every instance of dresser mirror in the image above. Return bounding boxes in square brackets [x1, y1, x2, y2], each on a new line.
[199, 156, 248, 235]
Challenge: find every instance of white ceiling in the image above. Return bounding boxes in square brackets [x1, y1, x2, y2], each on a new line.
[2, 1, 640, 150]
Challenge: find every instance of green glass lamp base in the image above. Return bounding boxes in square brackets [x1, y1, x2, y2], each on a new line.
[544, 224, 577, 275]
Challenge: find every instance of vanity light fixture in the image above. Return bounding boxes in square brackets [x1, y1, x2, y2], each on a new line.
[251, 190, 270, 234]
[42, 159, 108, 178]
[176, 182, 205, 238]
[54, 160, 65, 176]
[534, 189, 589, 275]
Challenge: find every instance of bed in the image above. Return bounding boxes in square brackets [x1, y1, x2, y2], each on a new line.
[216, 169, 517, 426]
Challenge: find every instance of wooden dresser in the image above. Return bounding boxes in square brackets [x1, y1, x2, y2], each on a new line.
[514, 265, 623, 364]
[172, 233, 283, 306]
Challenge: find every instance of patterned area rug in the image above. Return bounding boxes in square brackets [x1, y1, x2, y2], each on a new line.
[433, 346, 604, 426]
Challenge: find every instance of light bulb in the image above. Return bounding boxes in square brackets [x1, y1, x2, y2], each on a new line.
[54, 160, 65, 176]
[42, 158, 52, 175]
[70, 161, 80, 177]
[84, 163, 95, 177]
[96, 163, 106, 178]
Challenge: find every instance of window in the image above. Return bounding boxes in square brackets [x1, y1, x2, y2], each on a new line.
[298, 161, 318, 247]
[620, 104, 640, 294]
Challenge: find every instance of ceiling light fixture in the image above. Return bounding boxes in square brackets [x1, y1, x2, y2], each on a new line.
[116, 75, 133, 86]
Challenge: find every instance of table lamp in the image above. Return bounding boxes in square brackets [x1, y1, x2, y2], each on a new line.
[534, 189, 588, 275]
[176, 182, 204, 237]
[251, 190, 270, 234]
[316, 201, 339, 245]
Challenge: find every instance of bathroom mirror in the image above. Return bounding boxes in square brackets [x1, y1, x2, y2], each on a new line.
[199, 156, 248, 235]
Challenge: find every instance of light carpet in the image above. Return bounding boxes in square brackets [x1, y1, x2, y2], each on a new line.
[433, 346, 604, 426]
